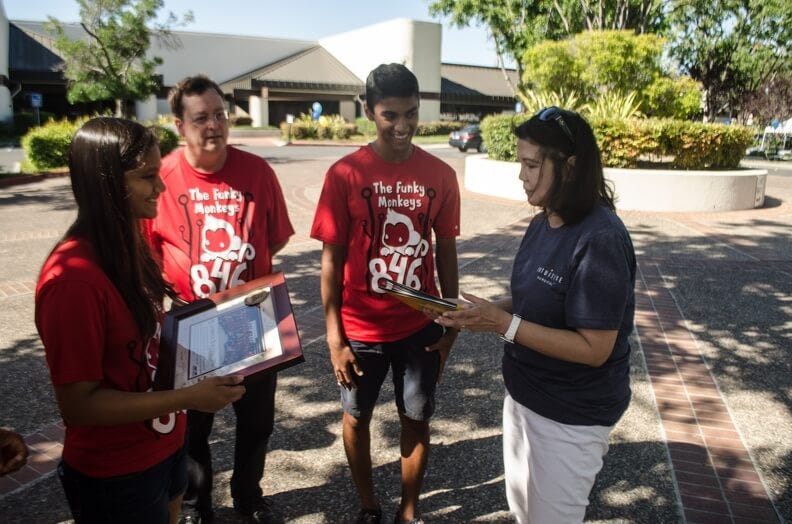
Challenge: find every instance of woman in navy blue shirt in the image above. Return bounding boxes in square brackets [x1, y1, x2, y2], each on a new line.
[437, 107, 635, 523]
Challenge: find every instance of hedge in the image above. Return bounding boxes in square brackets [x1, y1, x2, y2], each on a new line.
[481, 114, 754, 169]
[151, 125, 180, 156]
[21, 119, 78, 170]
[280, 114, 358, 140]
[22, 119, 182, 171]
[415, 120, 466, 136]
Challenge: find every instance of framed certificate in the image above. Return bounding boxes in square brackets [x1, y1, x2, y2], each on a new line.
[155, 272, 304, 390]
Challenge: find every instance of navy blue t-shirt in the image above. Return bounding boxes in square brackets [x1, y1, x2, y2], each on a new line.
[503, 205, 636, 426]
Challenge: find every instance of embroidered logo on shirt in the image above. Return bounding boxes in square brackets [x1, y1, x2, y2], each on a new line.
[536, 265, 564, 287]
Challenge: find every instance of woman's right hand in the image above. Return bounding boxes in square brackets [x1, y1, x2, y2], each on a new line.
[185, 375, 246, 413]
[436, 292, 512, 335]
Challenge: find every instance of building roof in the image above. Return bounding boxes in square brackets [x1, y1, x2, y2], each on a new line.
[9, 19, 516, 107]
[9, 21, 68, 72]
[440, 63, 517, 100]
[9, 20, 317, 86]
[221, 45, 363, 95]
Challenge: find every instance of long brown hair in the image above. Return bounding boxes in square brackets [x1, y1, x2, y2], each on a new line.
[66, 117, 170, 339]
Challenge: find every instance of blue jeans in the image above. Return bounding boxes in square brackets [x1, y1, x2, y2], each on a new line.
[182, 372, 277, 515]
[58, 447, 187, 524]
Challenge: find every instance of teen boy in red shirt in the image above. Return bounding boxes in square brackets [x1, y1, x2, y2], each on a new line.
[311, 63, 460, 524]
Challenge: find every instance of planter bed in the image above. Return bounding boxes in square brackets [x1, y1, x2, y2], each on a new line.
[464, 155, 767, 212]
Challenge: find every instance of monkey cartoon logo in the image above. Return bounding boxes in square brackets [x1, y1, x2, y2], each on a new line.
[380, 208, 429, 257]
[200, 215, 243, 262]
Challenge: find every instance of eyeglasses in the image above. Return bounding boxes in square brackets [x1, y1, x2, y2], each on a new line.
[188, 111, 228, 128]
[535, 106, 574, 145]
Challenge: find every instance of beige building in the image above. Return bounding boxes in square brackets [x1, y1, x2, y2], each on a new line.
[4, 15, 515, 126]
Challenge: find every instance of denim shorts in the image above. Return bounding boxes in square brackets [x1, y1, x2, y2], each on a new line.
[342, 322, 444, 421]
[58, 446, 187, 524]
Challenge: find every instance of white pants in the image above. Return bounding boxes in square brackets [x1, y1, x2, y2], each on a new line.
[503, 394, 612, 524]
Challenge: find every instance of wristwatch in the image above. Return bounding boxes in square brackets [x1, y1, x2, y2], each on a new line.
[499, 314, 522, 343]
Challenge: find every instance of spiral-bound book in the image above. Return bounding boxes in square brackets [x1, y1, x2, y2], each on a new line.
[382, 279, 459, 313]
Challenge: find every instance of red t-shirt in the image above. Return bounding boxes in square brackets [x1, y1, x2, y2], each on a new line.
[35, 238, 186, 478]
[146, 146, 294, 301]
[311, 145, 460, 342]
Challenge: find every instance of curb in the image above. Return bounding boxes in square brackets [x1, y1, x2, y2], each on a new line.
[0, 171, 69, 189]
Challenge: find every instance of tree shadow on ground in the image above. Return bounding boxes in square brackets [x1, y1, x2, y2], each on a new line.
[2, 189, 789, 521]
[628, 216, 791, 519]
[0, 177, 76, 211]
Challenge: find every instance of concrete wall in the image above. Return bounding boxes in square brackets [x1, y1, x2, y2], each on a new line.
[339, 100, 355, 122]
[464, 155, 769, 212]
[0, 3, 11, 123]
[135, 95, 157, 122]
[320, 18, 441, 121]
[605, 168, 768, 211]
[249, 94, 268, 128]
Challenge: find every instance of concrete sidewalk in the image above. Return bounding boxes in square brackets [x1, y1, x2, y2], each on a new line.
[0, 152, 789, 523]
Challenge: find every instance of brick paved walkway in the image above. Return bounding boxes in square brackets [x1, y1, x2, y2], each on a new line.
[3, 158, 790, 522]
[1, 222, 785, 524]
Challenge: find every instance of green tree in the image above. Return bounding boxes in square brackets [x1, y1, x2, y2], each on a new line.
[46, 0, 192, 117]
[741, 75, 792, 126]
[575, 30, 664, 96]
[667, 0, 792, 120]
[522, 39, 585, 95]
[522, 30, 669, 102]
[642, 76, 702, 119]
[429, 0, 667, 97]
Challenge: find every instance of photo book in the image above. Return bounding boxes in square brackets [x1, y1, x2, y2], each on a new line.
[383, 279, 459, 314]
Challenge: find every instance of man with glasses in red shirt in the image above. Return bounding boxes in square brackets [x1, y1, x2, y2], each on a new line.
[146, 75, 294, 524]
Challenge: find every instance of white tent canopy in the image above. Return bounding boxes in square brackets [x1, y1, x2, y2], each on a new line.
[760, 117, 792, 150]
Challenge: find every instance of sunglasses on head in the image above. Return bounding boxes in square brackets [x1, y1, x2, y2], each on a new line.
[535, 106, 575, 145]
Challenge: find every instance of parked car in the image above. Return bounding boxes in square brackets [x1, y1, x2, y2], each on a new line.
[449, 124, 485, 153]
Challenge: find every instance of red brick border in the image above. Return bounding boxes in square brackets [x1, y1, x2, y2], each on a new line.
[0, 422, 64, 497]
[636, 261, 781, 523]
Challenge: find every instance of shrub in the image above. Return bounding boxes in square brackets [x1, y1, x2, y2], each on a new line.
[522, 30, 665, 104]
[590, 117, 658, 167]
[517, 89, 584, 115]
[151, 125, 180, 156]
[289, 121, 315, 139]
[482, 113, 753, 169]
[21, 118, 79, 170]
[356, 117, 376, 137]
[654, 119, 754, 169]
[480, 114, 528, 162]
[583, 91, 643, 120]
[284, 113, 358, 140]
[415, 121, 465, 136]
[642, 77, 703, 119]
[316, 124, 333, 139]
[333, 123, 356, 139]
[229, 115, 253, 127]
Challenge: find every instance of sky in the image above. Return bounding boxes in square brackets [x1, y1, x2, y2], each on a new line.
[3, 0, 505, 67]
